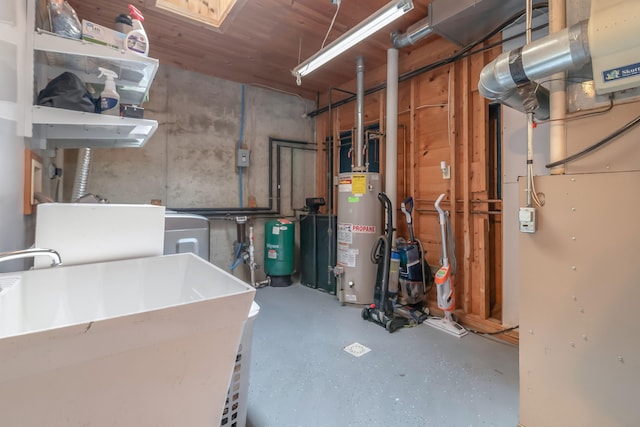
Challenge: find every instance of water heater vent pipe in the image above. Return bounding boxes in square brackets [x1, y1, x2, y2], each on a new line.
[354, 56, 365, 171]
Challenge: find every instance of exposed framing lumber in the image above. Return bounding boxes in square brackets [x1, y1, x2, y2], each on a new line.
[460, 57, 472, 314]
[312, 37, 510, 340]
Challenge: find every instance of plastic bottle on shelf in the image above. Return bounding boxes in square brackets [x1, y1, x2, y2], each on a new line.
[98, 67, 120, 115]
[125, 4, 149, 56]
[115, 13, 133, 34]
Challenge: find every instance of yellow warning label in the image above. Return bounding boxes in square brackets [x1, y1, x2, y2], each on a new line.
[352, 174, 366, 195]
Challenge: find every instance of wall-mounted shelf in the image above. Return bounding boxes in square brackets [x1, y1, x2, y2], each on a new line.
[33, 30, 158, 106]
[32, 106, 158, 148]
[30, 30, 159, 148]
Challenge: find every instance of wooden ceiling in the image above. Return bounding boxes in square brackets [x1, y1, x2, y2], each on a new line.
[67, 0, 431, 100]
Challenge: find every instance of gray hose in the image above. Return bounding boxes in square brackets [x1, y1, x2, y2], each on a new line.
[71, 147, 92, 202]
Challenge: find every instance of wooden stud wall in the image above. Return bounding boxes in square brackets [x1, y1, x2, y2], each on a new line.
[315, 37, 512, 340]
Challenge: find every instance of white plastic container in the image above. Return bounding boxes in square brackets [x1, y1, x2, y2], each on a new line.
[98, 67, 120, 115]
[125, 4, 149, 56]
[220, 301, 260, 427]
[0, 253, 256, 427]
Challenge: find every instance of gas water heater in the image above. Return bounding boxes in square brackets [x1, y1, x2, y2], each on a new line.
[337, 172, 381, 304]
[334, 57, 383, 305]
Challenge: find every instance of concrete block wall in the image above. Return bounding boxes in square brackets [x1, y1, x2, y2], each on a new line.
[64, 64, 316, 281]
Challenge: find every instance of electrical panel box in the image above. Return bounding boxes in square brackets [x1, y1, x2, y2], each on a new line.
[519, 207, 537, 233]
[237, 149, 250, 168]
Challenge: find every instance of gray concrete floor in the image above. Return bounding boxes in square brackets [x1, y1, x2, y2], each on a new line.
[246, 284, 519, 427]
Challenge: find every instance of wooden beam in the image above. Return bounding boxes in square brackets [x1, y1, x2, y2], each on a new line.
[448, 64, 457, 304]
[410, 78, 416, 199]
[461, 57, 472, 314]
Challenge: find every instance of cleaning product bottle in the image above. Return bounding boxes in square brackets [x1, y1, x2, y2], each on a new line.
[98, 67, 120, 115]
[115, 13, 133, 34]
[125, 4, 149, 56]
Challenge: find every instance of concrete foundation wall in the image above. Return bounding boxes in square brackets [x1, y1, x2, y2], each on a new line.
[65, 64, 316, 280]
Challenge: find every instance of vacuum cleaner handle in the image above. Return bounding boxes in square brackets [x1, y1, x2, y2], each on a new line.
[401, 196, 413, 225]
[378, 192, 393, 239]
[435, 193, 446, 225]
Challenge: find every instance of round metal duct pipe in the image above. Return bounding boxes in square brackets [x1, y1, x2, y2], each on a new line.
[391, 17, 433, 48]
[478, 20, 591, 118]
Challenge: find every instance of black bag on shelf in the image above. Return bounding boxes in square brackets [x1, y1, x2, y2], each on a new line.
[37, 72, 99, 113]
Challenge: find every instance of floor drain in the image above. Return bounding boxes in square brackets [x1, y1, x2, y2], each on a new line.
[343, 342, 371, 357]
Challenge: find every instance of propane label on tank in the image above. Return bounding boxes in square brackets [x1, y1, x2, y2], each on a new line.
[352, 224, 376, 233]
[337, 223, 353, 244]
[271, 226, 280, 235]
[267, 249, 277, 259]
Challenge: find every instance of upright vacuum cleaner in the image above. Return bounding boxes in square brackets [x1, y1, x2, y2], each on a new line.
[395, 196, 430, 323]
[424, 193, 468, 338]
[361, 193, 411, 333]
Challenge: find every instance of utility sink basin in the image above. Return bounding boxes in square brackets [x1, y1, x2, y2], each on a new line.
[0, 253, 255, 426]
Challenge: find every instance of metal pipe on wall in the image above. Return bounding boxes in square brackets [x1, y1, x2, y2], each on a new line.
[386, 48, 399, 236]
[355, 57, 365, 171]
[172, 138, 314, 217]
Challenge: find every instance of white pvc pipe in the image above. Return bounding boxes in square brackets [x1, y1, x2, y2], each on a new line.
[549, 0, 567, 174]
[386, 48, 399, 236]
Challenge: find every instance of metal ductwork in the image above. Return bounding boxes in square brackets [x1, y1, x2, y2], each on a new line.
[478, 21, 590, 120]
[391, 0, 547, 49]
[391, 17, 432, 48]
[479, 0, 640, 118]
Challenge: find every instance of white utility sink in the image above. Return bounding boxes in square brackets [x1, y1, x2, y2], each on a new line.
[0, 253, 255, 426]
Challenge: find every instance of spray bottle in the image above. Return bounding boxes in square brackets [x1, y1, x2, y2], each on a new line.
[125, 4, 149, 56]
[98, 67, 120, 115]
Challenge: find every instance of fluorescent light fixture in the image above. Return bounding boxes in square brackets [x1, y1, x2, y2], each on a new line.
[292, 0, 414, 84]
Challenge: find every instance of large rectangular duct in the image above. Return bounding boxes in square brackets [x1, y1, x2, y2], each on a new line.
[428, 0, 547, 47]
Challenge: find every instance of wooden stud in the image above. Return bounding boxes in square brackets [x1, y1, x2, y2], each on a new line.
[461, 57, 472, 314]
